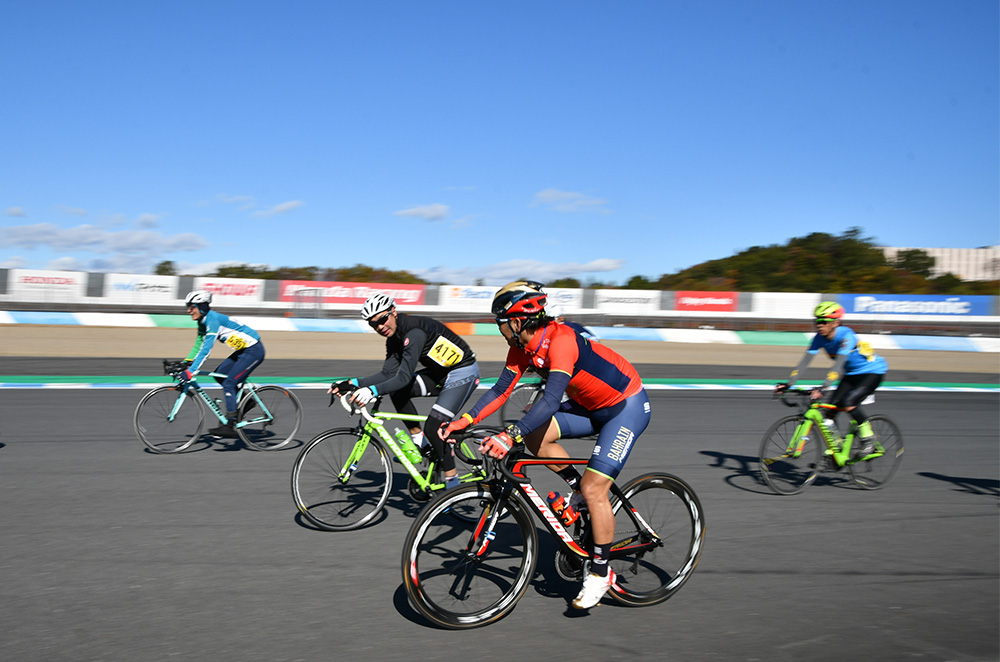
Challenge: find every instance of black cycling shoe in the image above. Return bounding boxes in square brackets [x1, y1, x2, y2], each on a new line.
[208, 422, 238, 438]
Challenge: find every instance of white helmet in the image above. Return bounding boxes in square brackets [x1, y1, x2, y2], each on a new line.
[185, 290, 213, 306]
[360, 293, 395, 320]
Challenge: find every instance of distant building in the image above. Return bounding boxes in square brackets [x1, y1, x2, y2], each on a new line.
[881, 246, 1000, 281]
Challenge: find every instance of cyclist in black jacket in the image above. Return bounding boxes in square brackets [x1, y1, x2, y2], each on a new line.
[329, 292, 480, 488]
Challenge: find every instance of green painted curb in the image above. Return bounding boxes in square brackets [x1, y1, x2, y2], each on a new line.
[734, 330, 811, 346]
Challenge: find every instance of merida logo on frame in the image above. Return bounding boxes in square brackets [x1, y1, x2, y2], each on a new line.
[853, 296, 972, 314]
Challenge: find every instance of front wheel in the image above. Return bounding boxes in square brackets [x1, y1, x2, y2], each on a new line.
[291, 429, 392, 531]
[848, 415, 904, 490]
[134, 385, 205, 454]
[758, 415, 822, 495]
[607, 473, 705, 607]
[402, 484, 537, 629]
[499, 383, 543, 427]
[237, 385, 303, 451]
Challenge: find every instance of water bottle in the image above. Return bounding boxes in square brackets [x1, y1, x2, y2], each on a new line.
[395, 428, 422, 464]
[547, 491, 579, 526]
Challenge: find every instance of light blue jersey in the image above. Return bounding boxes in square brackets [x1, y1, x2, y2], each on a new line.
[185, 310, 261, 373]
[808, 325, 888, 375]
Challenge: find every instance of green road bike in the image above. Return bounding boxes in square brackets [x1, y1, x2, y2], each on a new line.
[133, 359, 303, 454]
[402, 436, 705, 629]
[290, 394, 488, 531]
[758, 387, 904, 495]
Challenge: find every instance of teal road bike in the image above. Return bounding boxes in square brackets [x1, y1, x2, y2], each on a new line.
[133, 359, 303, 454]
[758, 387, 904, 495]
[290, 393, 488, 531]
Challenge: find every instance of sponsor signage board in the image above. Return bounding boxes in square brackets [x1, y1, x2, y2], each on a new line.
[279, 281, 426, 305]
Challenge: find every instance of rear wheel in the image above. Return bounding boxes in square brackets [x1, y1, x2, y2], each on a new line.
[607, 473, 705, 606]
[237, 385, 303, 451]
[848, 415, 904, 490]
[758, 415, 821, 495]
[134, 386, 205, 454]
[291, 429, 391, 531]
[402, 484, 537, 629]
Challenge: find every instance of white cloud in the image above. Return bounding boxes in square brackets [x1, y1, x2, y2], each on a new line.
[531, 188, 611, 214]
[0, 255, 26, 268]
[394, 203, 450, 221]
[414, 258, 625, 286]
[135, 213, 164, 228]
[5, 207, 26, 217]
[0, 223, 210, 273]
[55, 205, 89, 216]
[252, 200, 304, 217]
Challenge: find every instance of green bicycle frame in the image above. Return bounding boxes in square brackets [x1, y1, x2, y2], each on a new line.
[340, 410, 484, 492]
[790, 404, 881, 467]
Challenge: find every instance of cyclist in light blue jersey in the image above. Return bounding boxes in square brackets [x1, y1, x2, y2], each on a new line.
[181, 290, 266, 438]
[775, 301, 888, 456]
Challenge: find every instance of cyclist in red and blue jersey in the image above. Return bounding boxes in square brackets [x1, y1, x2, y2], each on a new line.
[181, 290, 265, 438]
[775, 301, 889, 456]
[443, 281, 651, 610]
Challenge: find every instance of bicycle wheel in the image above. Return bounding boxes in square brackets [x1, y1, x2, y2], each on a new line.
[607, 473, 705, 607]
[848, 415, 904, 490]
[402, 484, 538, 629]
[758, 415, 822, 495]
[134, 385, 206, 454]
[291, 428, 392, 531]
[237, 385, 303, 451]
[499, 383, 543, 427]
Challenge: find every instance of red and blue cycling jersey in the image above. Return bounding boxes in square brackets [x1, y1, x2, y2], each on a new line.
[464, 321, 643, 437]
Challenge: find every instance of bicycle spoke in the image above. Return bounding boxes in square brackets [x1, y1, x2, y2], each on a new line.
[848, 415, 904, 490]
[237, 386, 302, 450]
[758, 415, 821, 495]
[134, 386, 206, 454]
[402, 486, 537, 629]
[291, 429, 392, 531]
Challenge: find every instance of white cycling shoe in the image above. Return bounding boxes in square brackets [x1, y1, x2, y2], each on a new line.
[572, 567, 615, 609]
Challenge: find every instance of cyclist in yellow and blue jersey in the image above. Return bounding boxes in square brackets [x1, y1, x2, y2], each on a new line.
[181, 290, 265, 438]
[775, 301, 888, 456]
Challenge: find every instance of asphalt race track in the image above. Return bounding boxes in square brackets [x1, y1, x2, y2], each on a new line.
[1, 357, 997, 662]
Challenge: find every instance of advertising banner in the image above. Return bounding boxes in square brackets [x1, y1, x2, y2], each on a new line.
[674, 291, 739, 312]
[193, 277, 266, 306]
[279, 281, 426, 306]
[105, 273, 178, 303]
[438, 285, 495, 312]
[9, 269, 87, 302]
[843, 294, 993, 316]
[595, 289, 661, 313]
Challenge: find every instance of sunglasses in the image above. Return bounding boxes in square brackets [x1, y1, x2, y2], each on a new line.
[815, 319, 835, 326]
[368, 311, 392, 328]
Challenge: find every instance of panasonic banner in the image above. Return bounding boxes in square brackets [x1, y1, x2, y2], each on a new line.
[843, 294, 992, 316]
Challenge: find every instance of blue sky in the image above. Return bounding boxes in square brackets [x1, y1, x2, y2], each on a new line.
[1, 1, 997, 286]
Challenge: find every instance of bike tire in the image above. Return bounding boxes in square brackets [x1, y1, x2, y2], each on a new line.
[290, 428, 392, 531]
[848, 415, 904, 490]
[499, 383, 543, 427]
[402, 484, 537, 629]
[607, 473, 705, 607]
[237, 385, 303, 451]
[133, 385, 206, 454]
[758, 415, 822, 495]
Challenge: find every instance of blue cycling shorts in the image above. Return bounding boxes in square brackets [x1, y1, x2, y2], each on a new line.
[553, 389, 651, 480]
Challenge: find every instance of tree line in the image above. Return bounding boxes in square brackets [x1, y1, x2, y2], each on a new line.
[154, 227, 998, 295]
